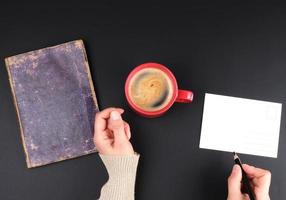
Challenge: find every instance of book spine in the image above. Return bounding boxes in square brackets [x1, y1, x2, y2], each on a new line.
[4, 58, 32, 168]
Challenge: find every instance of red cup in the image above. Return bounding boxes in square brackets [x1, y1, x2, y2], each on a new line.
[125, 62, 193, 117]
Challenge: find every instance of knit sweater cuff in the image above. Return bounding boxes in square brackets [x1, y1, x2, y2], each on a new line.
[98, 153, 140, 200]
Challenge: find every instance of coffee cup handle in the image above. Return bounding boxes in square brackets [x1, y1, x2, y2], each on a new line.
[175, 89, 194, 103]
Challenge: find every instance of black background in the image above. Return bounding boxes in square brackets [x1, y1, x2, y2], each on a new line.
[0, 1, 286, 200]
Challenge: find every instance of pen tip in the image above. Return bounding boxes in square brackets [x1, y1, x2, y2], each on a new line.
[233, 152, 239, 160]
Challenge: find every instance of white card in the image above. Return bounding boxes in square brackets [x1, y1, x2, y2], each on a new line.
[199, 93, 282, 158]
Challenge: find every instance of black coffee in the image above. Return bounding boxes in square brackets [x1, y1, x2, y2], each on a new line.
[128, 68, 173, 111]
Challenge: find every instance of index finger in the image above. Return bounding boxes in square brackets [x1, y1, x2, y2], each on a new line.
[242, 164, 271, 178]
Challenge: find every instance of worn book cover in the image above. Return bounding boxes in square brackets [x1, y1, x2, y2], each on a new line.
[5, 40, 99, 168]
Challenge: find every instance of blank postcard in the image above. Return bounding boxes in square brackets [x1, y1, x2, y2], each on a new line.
[199, 93, 282, 158]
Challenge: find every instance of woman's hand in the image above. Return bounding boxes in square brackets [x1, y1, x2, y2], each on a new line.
[227, 164, 271, 200]
[94, 107, 134, 155]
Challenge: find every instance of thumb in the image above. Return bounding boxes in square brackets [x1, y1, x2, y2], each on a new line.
[228, 164, 243, 196]
[108, 111, 128, 143]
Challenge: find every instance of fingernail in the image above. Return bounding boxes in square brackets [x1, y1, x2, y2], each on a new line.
[232, 165, 240, 174]
[110, 111, 121, 120]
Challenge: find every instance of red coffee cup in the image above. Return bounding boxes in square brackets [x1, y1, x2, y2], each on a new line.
[125, 62, 193, 117]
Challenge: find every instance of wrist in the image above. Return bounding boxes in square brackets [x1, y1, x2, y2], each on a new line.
[99, 153, 140, 182]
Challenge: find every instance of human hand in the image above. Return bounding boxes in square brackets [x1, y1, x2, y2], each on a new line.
[227, 164, 271, 200]
[94, 107, 134, 155]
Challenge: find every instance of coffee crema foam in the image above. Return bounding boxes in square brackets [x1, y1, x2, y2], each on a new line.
[128, 68, 174, 111]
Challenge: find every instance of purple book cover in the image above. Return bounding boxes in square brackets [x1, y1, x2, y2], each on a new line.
[5, 40, 99, 168]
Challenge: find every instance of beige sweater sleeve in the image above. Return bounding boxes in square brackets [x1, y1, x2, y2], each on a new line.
[98, 153, 140, 200]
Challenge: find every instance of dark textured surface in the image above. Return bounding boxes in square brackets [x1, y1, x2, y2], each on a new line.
[0, 1, 286, 200]
[5, 40, 99, 167]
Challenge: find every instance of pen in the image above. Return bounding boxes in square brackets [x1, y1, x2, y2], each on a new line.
[233, 152, 256, 200]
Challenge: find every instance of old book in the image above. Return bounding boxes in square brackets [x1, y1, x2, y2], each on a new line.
[5, 40, 99, 168]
